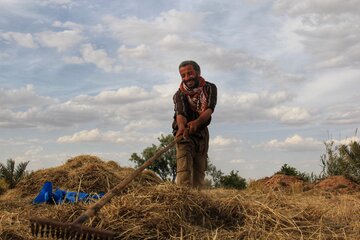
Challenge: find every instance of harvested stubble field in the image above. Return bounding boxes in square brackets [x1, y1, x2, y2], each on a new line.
[1, 155, 360, 240]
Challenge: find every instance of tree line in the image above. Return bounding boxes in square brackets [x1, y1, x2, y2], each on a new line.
[1, 134, 359, 194]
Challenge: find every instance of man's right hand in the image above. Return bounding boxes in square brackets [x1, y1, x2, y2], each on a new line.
[176, 126, 189, 139]
[176, 115, 188, 139]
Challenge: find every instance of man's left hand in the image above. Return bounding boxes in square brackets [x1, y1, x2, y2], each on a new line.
[187, 119, 200, 134]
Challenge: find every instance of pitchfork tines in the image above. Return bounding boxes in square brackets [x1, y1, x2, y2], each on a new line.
[30, 216, 115, 239]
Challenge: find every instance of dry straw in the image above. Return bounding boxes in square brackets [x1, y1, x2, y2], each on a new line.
[1, 155, 360, 239]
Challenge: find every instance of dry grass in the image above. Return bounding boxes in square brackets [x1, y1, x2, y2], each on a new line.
[1, 155, 360, 240]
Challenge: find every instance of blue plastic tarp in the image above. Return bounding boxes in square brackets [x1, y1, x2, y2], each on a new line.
[33, 181, 104, 204]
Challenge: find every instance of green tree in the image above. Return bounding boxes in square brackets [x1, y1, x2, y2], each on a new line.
[320, 140, 360, 183]
[206, 162, 223, 187]
[130, 134, 176, 182]
[129, 134, 224, 184]
[338, 141, 360, 183]
[277, 163, 298, 176]
[219, 170, 247, 189]
[276, 163, 316, 182]
[0, 158, 29, 189]
[320, 141, 345, 176]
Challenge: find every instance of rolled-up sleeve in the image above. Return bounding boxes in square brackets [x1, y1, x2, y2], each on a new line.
[173, 91, 187, 118]
[206, 83, 217, 112]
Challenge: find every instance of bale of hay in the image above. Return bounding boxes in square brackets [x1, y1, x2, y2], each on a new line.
[16, 155, 162, 197]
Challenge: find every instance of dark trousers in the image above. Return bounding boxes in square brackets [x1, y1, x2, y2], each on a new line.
[175, 127, 209, 188]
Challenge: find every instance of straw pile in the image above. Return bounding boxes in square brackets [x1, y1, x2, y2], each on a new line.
[15, 155, 161, 197]
[1, 155, 360, 239]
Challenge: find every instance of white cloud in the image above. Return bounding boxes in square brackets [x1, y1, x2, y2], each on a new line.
[52, 21, 83, 31]
[273, 0, 360, 69]
[329, 136, 360, 146]
[0, 32, 38, 48]
[0, 30, 84, 51]
[273, 0, 360, 16]
[65, 44, 120, 72]
[123, 120, 160, 132]
[0, 85, 56, 108]
[259, 134, 322, 151]
[35, 30, 84, 51]
[230, 159, 245, 164]
[24, 146, 43, 156]
[216, 91, 312, 124]
[221, 91, 293, 107]
[210, 136, 240, 147]
[0, 53, 11, 60]
[326, 109, 360, 125]
[38, 0, 76, 8]
[0, 85, 170, 129]
[118, 44, 151, 59]
[63, 56, 85, 64]
[300, 68, 360, 106]
[57, 128, 124, 143]
[103, 9, 206, 45]
[0, 138, 41, 146]
[73, 86, 153, 105]
[268, 106, 311, 124]
[100, 9, 303, 83]
[157, 34, 303, 82]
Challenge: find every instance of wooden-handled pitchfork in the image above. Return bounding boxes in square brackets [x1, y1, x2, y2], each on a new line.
[30, 135, 182, 240]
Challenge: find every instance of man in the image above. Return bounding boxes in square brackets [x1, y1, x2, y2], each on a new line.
[172, 60, 217, 188]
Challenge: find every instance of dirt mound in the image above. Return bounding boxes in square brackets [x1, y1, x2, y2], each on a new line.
[315, 176, 360, 193]
[16, 155, 162, 197]
[250, 174, 305, 192]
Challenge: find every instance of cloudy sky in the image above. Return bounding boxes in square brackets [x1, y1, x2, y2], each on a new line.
[1, 0, 359, 179]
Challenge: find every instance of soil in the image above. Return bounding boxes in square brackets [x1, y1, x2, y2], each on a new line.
[315, 175, 360, 193]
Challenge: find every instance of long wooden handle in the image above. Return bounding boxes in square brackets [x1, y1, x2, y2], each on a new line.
[73, 136, 182, 224]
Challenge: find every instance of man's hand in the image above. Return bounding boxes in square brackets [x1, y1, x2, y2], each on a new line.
[187, 119, 200, 134]
[176, 115, 188, 139]
[186, 109, 213, 134]
[176, 126, 189, 139]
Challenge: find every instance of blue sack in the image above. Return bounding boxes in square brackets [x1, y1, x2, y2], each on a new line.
[33, 181, 104, 204]
[33, 181, 53, 204]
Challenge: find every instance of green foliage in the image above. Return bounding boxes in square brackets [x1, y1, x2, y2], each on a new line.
[277, 164, 298, 176]
[130, 134, 176, 182]
[276, 163, 320, 182]
[0, 158, 30, 189]
[321, 140, 360, 184]
[321, 141, 344, 176]
[219, 170, 247, 190]
[130, 134, 226, 186]
[206, 162, 223, 187]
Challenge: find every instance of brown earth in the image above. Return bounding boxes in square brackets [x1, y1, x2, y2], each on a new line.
[314, 175, 360, 193]
[249, 174, 306, 192]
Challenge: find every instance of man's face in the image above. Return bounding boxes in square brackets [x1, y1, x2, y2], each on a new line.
[179, 65, 198, 89]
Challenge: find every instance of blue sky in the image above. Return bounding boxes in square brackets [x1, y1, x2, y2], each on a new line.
[1, 0, 359, 179]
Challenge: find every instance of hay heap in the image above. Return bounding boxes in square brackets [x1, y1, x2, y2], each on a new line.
[16, 155, 161, 197]
[1, 156, 360, 239]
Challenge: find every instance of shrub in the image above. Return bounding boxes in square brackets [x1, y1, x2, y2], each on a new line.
[276, 163, 319, 182]
[277, 164, 298, 176]
[220, 170, 247, 190]
[321, 140, 360, 184]
[0, 159, 29, 189]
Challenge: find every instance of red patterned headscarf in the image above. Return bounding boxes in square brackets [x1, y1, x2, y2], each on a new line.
[180, 76, 208, 113]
